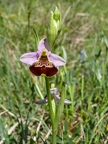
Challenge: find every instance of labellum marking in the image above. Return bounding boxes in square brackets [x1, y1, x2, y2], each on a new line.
[34, 48, 53, 68]
[29, 48, 58, 77]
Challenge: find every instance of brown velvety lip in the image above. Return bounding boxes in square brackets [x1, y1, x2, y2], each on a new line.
[29, 65, 58, 77]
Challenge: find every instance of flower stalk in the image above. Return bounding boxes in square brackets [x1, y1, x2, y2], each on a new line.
[20, 7, 68, 144]
[45, 77, 56, 144]
[45, 77, 54, 124]
[54, 82, 66, 135]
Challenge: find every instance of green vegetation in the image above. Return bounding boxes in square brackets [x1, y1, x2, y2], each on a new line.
[0, 0, 108, 143]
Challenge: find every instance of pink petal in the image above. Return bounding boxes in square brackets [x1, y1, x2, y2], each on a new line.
[49, 53, 66, 67]
[38, 38, 49, 53]
[20, 52, 38, 65]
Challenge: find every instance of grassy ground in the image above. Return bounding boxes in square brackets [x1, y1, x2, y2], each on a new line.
[0, 0, 108, 143]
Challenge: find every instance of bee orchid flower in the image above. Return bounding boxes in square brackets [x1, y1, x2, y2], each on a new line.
[35, 87, 72, 105]
[20, 38, 66, 77]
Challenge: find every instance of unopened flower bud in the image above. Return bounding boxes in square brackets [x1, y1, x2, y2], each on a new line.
[53, 6, 60, 21]
[47, 6, 62, 50]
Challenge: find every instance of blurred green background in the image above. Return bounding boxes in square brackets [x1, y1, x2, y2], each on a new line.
[0, 0, 108, 143]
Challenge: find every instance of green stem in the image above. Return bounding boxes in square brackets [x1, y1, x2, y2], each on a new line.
[45, 77, 56, 144]
[54, 82, 66, 135]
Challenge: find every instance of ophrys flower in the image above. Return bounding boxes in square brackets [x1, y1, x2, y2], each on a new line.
[20, 38, 66, 77]
[35, 87, 72, 105]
